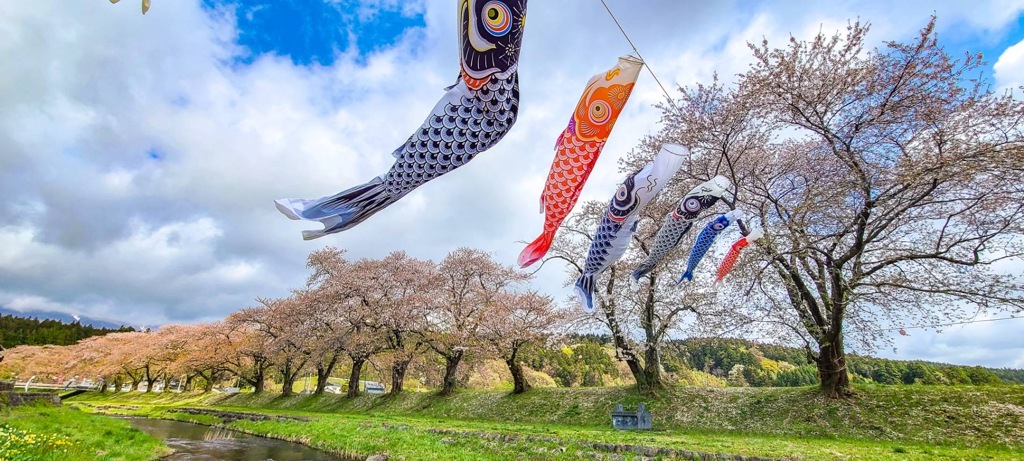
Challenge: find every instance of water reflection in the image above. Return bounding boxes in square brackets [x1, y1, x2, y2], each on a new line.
[124, 417, 346, 461]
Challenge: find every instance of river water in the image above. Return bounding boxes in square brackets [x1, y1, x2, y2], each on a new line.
[124, 418, 348, 461]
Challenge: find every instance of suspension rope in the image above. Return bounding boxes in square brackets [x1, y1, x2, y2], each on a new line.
[598, 1, 754, 234]
[598, 0, 680, 112]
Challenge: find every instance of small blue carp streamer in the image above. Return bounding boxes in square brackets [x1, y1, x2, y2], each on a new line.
[678, 209, 744, 284]
[632, 176, 731, 280]
[276, 0, 528, 239]
[573, 144, 686, 311]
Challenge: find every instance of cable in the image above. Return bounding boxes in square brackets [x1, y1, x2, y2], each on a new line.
[598, 0, 680, 112]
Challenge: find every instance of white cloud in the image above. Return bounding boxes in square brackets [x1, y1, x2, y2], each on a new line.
[869, 316, 1024, 368]
[0, 0, 1022, 366]
[4, 295, 70, 314]
[995, 38, 1024, 92]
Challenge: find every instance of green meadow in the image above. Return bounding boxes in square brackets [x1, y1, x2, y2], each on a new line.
[1, 402, 168, 461]
[57, 384, 1024, 460]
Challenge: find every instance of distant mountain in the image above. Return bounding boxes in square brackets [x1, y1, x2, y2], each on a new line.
[0, 306, 131, 330]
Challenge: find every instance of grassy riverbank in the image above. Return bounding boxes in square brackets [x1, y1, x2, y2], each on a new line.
[1, 402, 168, 461]
[66, 384, 1024, 460]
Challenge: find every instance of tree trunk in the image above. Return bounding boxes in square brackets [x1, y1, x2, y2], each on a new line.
[240, 355, 270, 394]
[144, 366, 158, 393]
[639, 275, 665, 392]
[439, 351, 464, 396]
[251, 367, 266, 394]
[816, 335, 852, 399]
[315, 355, 339, 395]
[390, 358, 412, 395]
[623, 356, 649, 391]
[605, 308, 651, 393]
[506, 357, 531, 394]
[347, 357, 365, 398]
[642, 345, 664, 391]
[199, 371, 214, 392]
[280, 361, 295, 397]
[600, 277, 656, 394]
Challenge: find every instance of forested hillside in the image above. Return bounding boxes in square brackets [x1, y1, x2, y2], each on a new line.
[0, 314, 134, 348]
[670, 337, 1018, 386]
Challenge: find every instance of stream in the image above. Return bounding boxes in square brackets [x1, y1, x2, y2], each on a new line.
[123, 418, 349, 461]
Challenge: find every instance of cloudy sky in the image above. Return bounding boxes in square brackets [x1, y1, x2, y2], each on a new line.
[1, 0, 1022, 368]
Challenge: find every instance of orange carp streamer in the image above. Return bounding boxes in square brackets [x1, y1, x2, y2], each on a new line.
[518, 56, 643, 268]
[714, 228, 764, 283]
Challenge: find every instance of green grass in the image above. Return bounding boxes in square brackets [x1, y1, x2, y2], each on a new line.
[68, 384, 1024, 460]
[1, 402, 169, 461]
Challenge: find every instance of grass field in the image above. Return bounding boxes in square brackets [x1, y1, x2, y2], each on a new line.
[0, 402, 168, 461]
[66, 384, 1024, 460]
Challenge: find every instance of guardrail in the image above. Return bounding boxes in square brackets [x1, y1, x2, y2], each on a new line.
[14, 381, 101, 392]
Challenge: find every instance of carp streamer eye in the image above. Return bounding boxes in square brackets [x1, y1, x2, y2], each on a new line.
[614, 184, 630, 203]
[610, 180, 640, 222]
[683, 197, 702, 213]
[589, 100, 611, 125]
[482, 1, 511, 36]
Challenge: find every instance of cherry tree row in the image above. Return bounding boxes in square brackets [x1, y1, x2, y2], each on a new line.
[0, 247, 568, 396]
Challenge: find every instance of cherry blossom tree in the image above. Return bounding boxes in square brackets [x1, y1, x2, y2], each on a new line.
[0, 344, 73, 383]
[302, 248, 358, 394]
[646, 18, 1024, 398]
[421, 248, 529, 396]
[373, 251, 438, 395]
[234, 296, 316, 396]
[222, 313, 275, 394]
[546, 197, 725, 393]
[480, 290, 566, 394]
[161, 323, 233, 391]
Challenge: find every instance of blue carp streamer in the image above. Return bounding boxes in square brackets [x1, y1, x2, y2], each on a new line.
[574, 144, 686, 311]
[678, 210, 744, 284]
[632, 176, 732, 281]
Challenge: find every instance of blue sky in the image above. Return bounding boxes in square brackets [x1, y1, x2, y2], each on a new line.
[203, 1, 1024, 93]
[204, 0, 426, 65]
[0, 0, 1022, 369]
[937, 13, 1024, 83]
